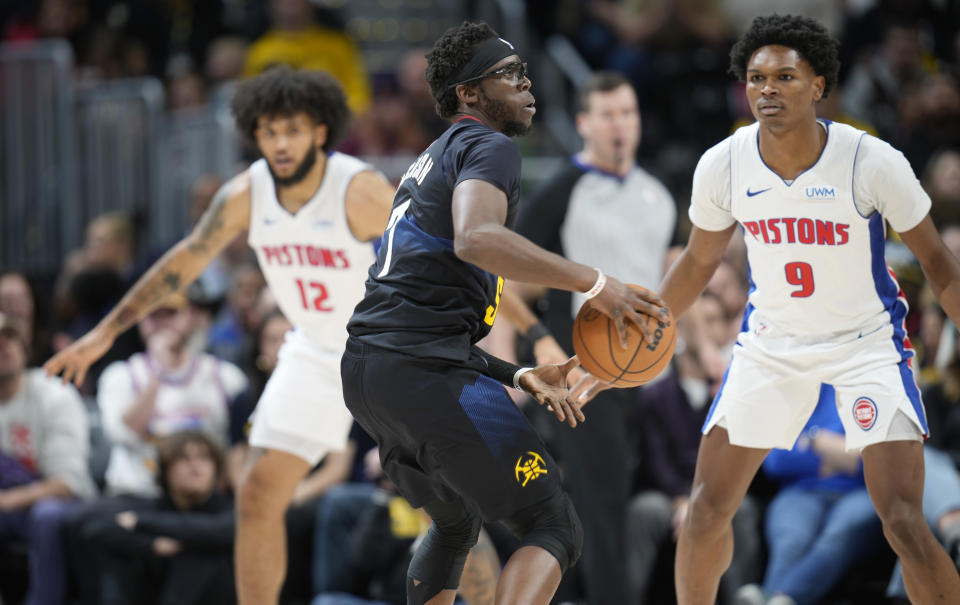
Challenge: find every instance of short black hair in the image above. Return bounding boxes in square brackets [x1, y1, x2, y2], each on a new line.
[729, 14, 840, 99]
[426, 21, 498, 119]
[578, 71, 633, 112]
[231, 65, 350, 151]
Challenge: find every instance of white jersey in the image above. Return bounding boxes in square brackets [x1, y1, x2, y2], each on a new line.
[98, 352, 248, 496]
[689, 120, 931, 338]
[248, 153, 378, 354]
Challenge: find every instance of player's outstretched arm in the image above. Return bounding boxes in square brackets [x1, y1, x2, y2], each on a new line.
[899, 214, 960, 325]
[658, 224, 736, 319]
[43, 178, 251, 386]
[451, 179, 667, 346]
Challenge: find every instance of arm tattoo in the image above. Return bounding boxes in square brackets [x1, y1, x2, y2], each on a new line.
[187, 187, 230, 254]
[163, 272, 181, 291]
[458, 530, 499, 605]
[110, 269, 183, 332]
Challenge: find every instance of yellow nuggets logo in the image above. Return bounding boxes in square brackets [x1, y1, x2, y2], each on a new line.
[515, 451, 548, 486]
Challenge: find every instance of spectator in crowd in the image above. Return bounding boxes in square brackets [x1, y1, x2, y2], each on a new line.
[896, 73, 960, 174]
[352, 48, 448, 156]
[243, 0, 371, 114]
[921, 329, 960, 466]
[207, 263, 265, 367]
[83, 430, 235, 605]
[396, 48, 452, 142]
[53, 213, 143, 394]
[167, 68, 208, 111]
[205, 36, 249, 85]
[0, 271, 49, 366]
[78, 211, 137, 279]
[247, 309, 292, 406]
[505, 71, 676, 604]
[97, 292, 248, 497]
[843, 20, 930, 141]
[735, 386, 886, 605]
[0, 312, 96, 605]
[2, 0, 89, 46]
[55, 211, 136, 319]
[627, 293, 760, 604]
[922, 148, 960, 229]
[705, 258, 750, 344]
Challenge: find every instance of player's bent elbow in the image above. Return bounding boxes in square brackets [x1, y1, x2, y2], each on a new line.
[453, 230, 487, 264]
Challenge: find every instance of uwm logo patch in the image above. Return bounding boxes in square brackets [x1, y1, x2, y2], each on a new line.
[852, 397, 878, 430]
[805, 186, 836, 200]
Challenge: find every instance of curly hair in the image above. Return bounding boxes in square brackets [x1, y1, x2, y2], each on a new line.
[231, 65, 350, 151]
[729, 14, 840, 99]
[425, 21, 498, 119]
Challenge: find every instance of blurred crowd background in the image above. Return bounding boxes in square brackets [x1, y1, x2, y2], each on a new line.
[2, 1, 960, 604]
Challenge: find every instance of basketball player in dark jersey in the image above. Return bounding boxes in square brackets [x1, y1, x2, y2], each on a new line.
[343, 21, 667, 605]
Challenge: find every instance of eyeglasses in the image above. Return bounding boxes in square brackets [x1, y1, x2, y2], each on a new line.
[448, 62, 529, 89]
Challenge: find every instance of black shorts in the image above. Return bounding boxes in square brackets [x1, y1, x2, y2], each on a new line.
[341, 337, 561, 522]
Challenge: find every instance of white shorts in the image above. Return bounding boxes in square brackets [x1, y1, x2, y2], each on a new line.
[703, 315, 927, 451]
[247, 329, 354, 465]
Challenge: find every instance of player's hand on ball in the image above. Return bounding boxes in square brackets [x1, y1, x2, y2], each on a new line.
[519, 355, 586, 428]
[568, 371, 613, 407]
[589, 275, 669, 348]
[43, 327, 115, 387]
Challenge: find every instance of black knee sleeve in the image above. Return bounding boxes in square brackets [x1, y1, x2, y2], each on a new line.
[406, 499, 483, 605]
[501, 490, 583, 573]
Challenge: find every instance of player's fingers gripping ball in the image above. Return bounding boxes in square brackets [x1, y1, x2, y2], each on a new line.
[573, 285, 676, 387]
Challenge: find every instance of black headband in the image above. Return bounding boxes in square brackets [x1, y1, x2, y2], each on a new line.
[447, 37, 519, 88]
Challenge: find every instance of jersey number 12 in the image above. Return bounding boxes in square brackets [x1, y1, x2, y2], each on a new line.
[296, 278, 333, 312]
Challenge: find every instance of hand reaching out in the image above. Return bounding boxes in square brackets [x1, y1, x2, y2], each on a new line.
[533, 334, 612, 407]
[518, 355, 586, 428]
[43, 327, 115, 387]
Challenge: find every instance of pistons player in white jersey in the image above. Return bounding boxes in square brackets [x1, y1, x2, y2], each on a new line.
[659, 15, 960, 605]
[43, 67, 494, 605]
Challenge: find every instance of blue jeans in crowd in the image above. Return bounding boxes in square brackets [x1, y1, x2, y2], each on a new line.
[763, 486, 885, 605]
[312, 483, 378, 596]
[0, 497, 79, 605]
[887, 446, 960, 598]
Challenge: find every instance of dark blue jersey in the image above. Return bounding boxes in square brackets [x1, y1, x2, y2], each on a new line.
[347, 117, 522, 361]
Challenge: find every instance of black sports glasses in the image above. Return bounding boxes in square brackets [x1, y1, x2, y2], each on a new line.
[447, 62, 529, 89]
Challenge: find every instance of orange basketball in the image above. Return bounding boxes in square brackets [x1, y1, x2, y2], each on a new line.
[572, 285, 676, 387]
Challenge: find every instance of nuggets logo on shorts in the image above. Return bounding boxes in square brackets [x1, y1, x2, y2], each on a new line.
[853, 397, 878, 431]
[515, 451, 548, 486]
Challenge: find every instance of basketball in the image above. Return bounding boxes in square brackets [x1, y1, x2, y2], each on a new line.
[572, 285, 676, 387]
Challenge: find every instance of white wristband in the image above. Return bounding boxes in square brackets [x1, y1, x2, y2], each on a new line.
[583, 268, 607, 300]
[513, 367, 535, 391]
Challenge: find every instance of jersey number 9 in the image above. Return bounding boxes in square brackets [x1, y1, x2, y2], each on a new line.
[785, 261, 815, 298]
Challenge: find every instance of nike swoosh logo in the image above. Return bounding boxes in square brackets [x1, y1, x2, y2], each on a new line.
[263, 218, 278, 225]
[746, 187, 771, 197]
[312, 220, 333, 228]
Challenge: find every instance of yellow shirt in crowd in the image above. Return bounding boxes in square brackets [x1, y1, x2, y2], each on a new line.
[244, 25, 372, 114]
